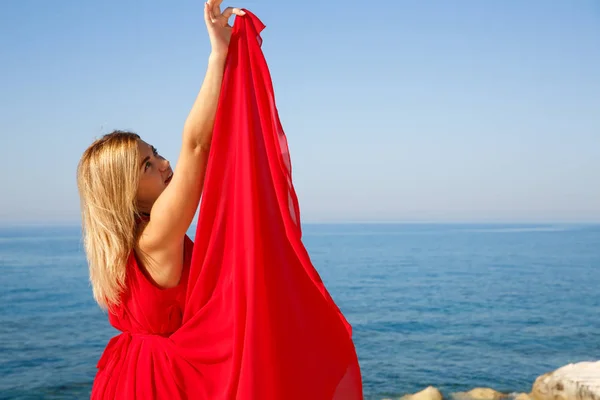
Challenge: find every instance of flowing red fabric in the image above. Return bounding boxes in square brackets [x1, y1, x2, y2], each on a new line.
[92, 10, 362, 399]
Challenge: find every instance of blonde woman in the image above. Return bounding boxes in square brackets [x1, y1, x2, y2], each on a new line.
[77, 2, 245, 397]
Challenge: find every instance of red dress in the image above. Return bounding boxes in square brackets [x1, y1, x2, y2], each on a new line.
[92, 236, 197, 399]
[92, 10, 363, 400]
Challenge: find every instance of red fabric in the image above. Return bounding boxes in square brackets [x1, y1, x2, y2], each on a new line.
[92, 10, 362, 399]
[92, 236, 195, 399]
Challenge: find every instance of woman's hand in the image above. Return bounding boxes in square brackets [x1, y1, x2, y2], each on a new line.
[204, 0, 245, 60]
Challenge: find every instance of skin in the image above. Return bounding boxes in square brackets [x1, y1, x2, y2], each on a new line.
[136, 140, 173, 215]
[134, 1, 245, 289]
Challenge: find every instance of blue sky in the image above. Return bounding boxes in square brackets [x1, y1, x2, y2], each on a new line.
[1, 0, 599, 224]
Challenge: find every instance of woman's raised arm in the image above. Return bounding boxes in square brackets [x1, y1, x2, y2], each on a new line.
[142, 1, 244, 254]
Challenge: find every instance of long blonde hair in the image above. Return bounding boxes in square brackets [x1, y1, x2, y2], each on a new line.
[77, 130, 142, 311]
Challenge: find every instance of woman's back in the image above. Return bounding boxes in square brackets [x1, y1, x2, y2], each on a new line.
[92, 236, 195, 399]
[110, 235, 193, 336]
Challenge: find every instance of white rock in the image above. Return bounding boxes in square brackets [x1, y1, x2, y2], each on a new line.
[453, 388, 508, 400]
[401, 386, 444, 400]
[531, 361, 600, 400]
[515, 393, 533, 400]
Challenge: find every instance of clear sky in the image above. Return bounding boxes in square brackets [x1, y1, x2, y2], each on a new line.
[1, 0, 599, 224]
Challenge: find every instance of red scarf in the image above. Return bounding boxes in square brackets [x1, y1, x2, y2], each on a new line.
[172, 10, 363, 399]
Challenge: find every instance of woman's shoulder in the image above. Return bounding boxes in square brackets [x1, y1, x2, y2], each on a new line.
[128, 235, 193, 291]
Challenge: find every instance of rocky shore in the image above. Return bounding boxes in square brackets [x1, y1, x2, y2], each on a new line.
[383, 361, 600, 400]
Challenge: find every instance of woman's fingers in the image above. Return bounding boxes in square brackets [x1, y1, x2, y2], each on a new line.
[222, 7, 245, 20]
[210, 0, 223, 19]
[207, 0, 222, 8]
[205, 3, 218, 25]
[206, 2, 243, 27]
[203, 2, 214, 23]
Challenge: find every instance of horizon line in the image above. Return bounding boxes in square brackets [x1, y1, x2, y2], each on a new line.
[1, 219, 599, 228]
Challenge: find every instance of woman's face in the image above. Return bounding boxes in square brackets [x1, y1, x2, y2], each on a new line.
[136, 140, 173, 213]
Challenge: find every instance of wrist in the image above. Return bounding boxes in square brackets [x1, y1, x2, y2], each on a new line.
[209, 51, 227, 64]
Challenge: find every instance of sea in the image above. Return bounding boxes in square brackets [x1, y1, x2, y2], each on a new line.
[1, 223, 599, 400]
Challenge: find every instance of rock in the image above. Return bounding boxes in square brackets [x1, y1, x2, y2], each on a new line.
[531, 361, 600, 400]
[401, 386, 444, 400]
[453, 388, 508, 400]
[515, 393, 533, 400]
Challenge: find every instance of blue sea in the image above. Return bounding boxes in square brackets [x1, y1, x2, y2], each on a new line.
[1, 223, 599, 399]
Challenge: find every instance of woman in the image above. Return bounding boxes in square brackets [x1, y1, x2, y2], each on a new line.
[78, 1, 242, 311]
[79, 3, 364, 398]
[77, 1, 245, 397]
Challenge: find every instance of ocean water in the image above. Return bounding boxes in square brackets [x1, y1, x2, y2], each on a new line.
[1, 223, 599, 399]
